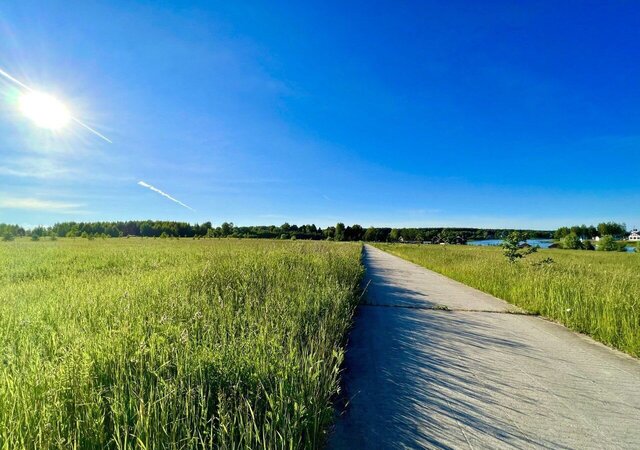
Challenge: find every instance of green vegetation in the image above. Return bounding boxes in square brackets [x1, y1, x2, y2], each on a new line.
[501, 231, 537, 262]
[374, 243, 640, 357]
[561, 232, 583, 250]
[0, 238, 363, 449]
[597, 235, 628, 252]
[554, 221, 627, 240]
[0, 221, 553, 243]
[553, 222, 631, 251]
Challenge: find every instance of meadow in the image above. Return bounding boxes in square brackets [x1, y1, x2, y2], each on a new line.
[374, 243, 640, 357]
[0, 238, 363, 449]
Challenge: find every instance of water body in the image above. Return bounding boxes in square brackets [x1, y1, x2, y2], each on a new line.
[468, 239, 637, 253]
[468, 239, 554, 249]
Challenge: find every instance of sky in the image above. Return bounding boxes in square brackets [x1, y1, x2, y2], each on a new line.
[0, 1, 639, 230]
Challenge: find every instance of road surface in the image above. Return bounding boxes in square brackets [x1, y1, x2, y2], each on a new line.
[329, 245, 640, 449]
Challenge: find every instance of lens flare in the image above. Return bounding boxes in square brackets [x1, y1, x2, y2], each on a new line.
[18, 91, 71, 130]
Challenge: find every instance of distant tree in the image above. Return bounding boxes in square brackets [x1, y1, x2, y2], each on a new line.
[363, 226, 377, 242]
[334, 223, 345, 241]
[31, 235, 40, 241]
[345, 224, 364, 241]
[31, 226, 47, 237]
[2, 232, 14, 242]
[323, 227, 335, 240]
[554, 227, 571, 240]
[220, 222, 234, 237]
[389, 229, 400, 242]
[597, 222, 627, 239]
[402, 228, 418, 242]
[438, 229, 459, 244]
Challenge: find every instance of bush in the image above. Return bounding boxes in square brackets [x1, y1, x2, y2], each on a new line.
[2, 232, 15, 242]
[502, 231, 536, 262]
[561, 232, 583, 250]
[30, 235, 40, 241]
[597, 235, 626, 252]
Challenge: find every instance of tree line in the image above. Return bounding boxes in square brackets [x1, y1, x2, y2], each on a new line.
[1, 220, 552, 242]
[553, 222, 628, 240]
[553, 221, 631, 252]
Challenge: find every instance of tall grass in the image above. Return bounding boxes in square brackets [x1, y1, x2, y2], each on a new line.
[0, 238, 363, 449]
[375, 243, 640, 357]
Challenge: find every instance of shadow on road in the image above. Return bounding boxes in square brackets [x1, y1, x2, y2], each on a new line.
[330, 246, 597, 449]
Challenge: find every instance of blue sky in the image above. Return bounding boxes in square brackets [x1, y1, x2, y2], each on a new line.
[1, 1, 639, 229]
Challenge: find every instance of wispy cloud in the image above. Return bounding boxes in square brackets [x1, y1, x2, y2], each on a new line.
[137, 181, 195, 211]
[0, 197, 85, 213]
[0, 159, 72, 179]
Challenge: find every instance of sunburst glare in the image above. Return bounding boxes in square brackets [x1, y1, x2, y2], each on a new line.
[18, 91, 71, 130]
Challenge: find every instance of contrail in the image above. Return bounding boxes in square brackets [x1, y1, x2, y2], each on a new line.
[137, 180, 195, 211]
[0, 67, 112, 143]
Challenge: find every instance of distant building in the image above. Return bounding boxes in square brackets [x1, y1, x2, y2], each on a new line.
[629, 229, 640, 242]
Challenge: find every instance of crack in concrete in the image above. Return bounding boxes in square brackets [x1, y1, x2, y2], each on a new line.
[360, 302, 537, 315]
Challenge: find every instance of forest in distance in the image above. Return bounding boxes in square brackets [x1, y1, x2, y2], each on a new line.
[0, 221, 554, 243]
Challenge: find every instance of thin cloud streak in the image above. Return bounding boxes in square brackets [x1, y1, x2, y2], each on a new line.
[137, 181, 195, 211]
[0, 67, 113, 144]
[0, 197, 84, 213]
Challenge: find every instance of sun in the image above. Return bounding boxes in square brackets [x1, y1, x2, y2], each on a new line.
[18, 91, 71, 130]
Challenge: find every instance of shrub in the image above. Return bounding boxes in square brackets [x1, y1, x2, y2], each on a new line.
[561, 232, 583, 250]
[2, 232, 15, 242]
[30, 235, 40, 241]
[502, 231, 537, 262]
[597, 235, 626, 252]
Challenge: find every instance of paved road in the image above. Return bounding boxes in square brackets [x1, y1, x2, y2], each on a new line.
[329, 245, 640, 450]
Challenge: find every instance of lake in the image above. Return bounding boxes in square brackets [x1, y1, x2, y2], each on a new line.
[468, 239, 554, 249]
[468, 239, 637, 252]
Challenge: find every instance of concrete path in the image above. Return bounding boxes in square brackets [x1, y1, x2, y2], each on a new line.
[329, 245, 640, 450]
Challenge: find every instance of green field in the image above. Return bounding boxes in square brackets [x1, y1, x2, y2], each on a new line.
[0, 238, 363, 449]
[374, 243, 640, 357]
